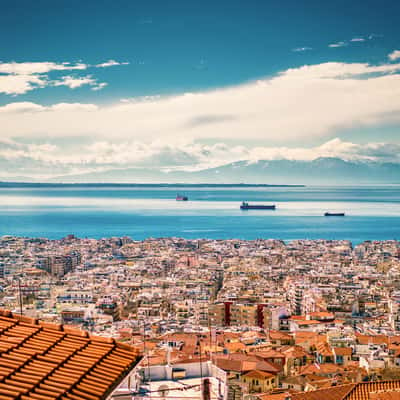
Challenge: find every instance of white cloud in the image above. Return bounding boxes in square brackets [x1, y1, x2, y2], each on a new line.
[49, 103, 99, 112]
[52, 75, 105, 90]
[0, 138, 399, 181]
[96, 60, 129, 68]
[0, 59, 125, 95]
[53, 75, 96, 89]
[389, 50, 400, 61]
[0, 74, 47, 95]
[350, 37, 365, 42]
[280, 61, 400, 78]
[91, 82, 108, 91]
[0, 102, 47, 113]
[328, 41, 347, 48]
[0, 61, 87, 75]
[1, 61, 400, 145]
[292, 47, 312, 52]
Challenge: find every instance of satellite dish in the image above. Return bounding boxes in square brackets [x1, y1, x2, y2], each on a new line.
[157, 384, 169, 398]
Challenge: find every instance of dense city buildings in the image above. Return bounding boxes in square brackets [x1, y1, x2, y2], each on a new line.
[1, 235, 400, 399]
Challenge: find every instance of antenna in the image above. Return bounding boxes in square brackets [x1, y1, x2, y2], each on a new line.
[142, 319, 152, 399]
[18, 277, 23, 315]
[198, 333, 203, 393]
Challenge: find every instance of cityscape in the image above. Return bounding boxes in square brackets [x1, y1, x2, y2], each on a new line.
[1, 0, 400, 399]
[1, 235, 400, 398]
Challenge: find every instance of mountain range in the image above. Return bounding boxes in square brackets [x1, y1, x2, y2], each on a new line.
[40, 157, 400, 184]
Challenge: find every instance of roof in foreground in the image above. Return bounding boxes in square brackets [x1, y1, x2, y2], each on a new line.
[261, 380, 400, 400]
[0, 309, 141, 400]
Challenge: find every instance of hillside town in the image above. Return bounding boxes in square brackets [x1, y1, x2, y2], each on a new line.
[1, 235, 400, 399]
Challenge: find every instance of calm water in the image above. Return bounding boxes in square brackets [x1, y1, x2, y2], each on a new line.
[0, 185, 399, 243]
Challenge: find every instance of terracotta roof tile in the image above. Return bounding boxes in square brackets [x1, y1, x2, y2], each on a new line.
[292, 383, 356, 400]
[346, 381, 400, 400]
[370, 390, 400, 400]
[0, 309, 142, 399]
[266, 381, 400, 400]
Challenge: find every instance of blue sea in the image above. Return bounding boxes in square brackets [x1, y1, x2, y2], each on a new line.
[0, 184, 399, 243]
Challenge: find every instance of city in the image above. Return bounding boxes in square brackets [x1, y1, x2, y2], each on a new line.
[1, 0, 400, 398]
[1, 235, 400, 398]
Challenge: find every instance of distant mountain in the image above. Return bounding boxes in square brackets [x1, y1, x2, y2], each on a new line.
[46, 157, 400, 184]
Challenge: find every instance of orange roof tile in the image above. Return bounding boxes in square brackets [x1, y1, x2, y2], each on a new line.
[261, 381, 400, 400]
[243, 369, 275, 379]
[225, 342, 246, 353]
[269, 331, 293, 341]
[0, 309, 142, 400]
[292, 383, 356, 400]
[346, 381, 400, 400]
[333, 347, 352, 356]
[370, 390, 400, 400]
[356, 334, 389, 346]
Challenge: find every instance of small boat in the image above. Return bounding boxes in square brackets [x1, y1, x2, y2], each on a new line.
[176, 194, 188, 201]
[324, 212, 345, 216]
[240, 201, 276, 210]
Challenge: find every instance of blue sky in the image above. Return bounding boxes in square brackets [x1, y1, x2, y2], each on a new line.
[0, 0, 400, 179]
[1, 0, 399, 103]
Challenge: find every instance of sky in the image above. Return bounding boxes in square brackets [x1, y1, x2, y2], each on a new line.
[1, 0, 400, 180]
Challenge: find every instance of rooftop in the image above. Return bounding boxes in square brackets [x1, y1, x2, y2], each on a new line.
[261, 381, 400, 400]
[0, 309, 141, 399]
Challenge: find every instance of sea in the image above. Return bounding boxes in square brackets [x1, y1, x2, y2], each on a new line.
[0, 184, 399, 244]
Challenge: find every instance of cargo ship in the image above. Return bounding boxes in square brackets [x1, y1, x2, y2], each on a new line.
[240, 202, 276, 210]
[324, 212, 345, 216]
[176, 194, 188, 201]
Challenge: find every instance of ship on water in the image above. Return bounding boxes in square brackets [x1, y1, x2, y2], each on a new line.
[324, 212, 345, 216]
[240, 201, 276, 210]
[176, 194, 188, 201]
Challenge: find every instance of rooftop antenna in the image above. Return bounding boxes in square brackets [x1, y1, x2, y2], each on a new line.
[18, 277, 23, 315]
[198, 334, 204, 394]
[142, 319, 152, 399]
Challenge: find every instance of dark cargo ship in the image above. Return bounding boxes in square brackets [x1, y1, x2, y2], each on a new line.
[176, 194, 188, 201]
[240, 202, 276, 210]
[324, 212, 345, 216]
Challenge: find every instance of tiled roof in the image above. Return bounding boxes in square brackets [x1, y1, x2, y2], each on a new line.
[257, 390, 300, 400]
[295, 320, 322, 326]
[243, 369, 275, 379]
[369, 390, 400, 400]
[263, 381, 400, 400]
[215, 355, 280, 374]
[308, 312, 335, 319]
[281, 345, 310, 359]
[356, 334, 389, 346]
[225, 342, 247, 352]
[333, 347, 352, 356]
[292, 383, 356, 400]
[269, 331, 293, 341]
[250, 349, 285, 359]
[346, 381, 400, 400]
[316, 342, 333, 357]
[0, 309, 141, 400]
[257, 394, 296, 400]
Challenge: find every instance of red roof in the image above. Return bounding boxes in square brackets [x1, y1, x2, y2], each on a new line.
[243, 369, 275, 379]
[0, 309, 141, 399]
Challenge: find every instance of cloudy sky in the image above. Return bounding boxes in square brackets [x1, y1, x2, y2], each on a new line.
[1, 0, 400, 180]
